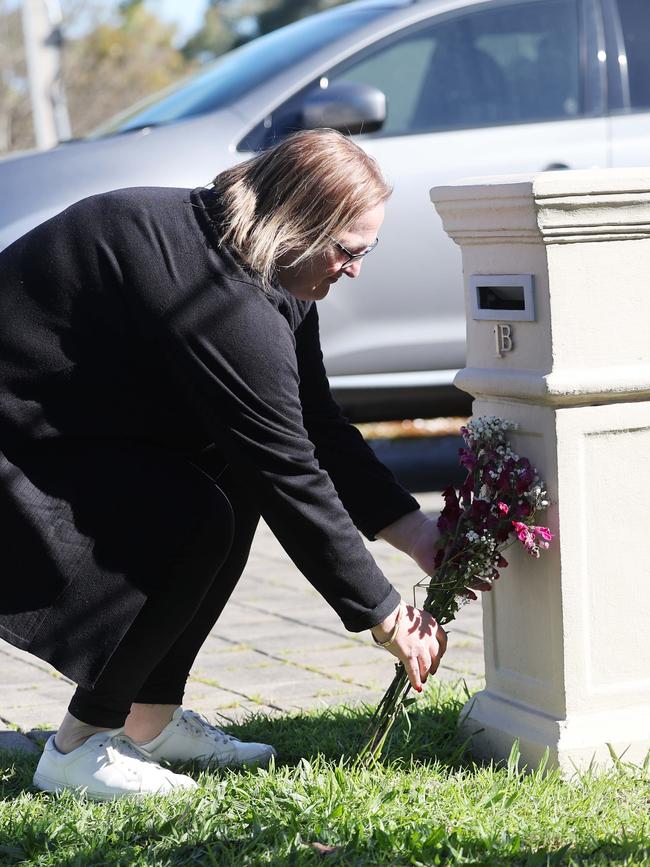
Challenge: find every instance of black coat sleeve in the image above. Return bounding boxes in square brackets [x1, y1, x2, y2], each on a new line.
[295, 304, 419, 540]
[136, 271, 401, 632]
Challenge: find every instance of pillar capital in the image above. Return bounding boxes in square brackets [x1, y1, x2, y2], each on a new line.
[432, 168, 650, 246]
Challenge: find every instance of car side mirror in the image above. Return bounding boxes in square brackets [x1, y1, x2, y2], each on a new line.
[300, 81, 386, 135]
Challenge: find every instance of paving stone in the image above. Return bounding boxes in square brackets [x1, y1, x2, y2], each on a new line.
[340, 663, 394, 690]
[26, 729, 56, 747]
[0, 730, 40, 755]
[212, 626, 354, 654]
[271, 674, 374, 701]
[215, 703, 284, 724]
[279, 645, 381, 669]
[184, 678, 264, 707]
[203, 662, 339, 697]
[200, 634, 252, 653]
[1, 703, 66, 732]
[284, 685, 380, 712]
[416, 492, 446, 513]
[193, 647, 272, 671]
[0, 645, 73, 681]
[179, 683, 281, 723]
[0, 667, 60, 688]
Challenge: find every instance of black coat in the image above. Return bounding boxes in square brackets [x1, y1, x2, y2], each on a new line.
[0, 187, 418, 687]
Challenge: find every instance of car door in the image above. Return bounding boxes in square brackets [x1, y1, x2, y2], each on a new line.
[602, 0, 650, 166]
[245, 0, 608, 387]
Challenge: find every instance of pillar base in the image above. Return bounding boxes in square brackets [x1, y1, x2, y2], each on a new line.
[460, 690, 650, 774]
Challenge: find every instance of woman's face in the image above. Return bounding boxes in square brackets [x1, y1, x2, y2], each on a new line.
[279, 202, 386, 301]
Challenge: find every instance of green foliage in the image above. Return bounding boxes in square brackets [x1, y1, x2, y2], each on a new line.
[0, 0, 35, 153]
[62, 0, 192, 137]
[182, 0, 350, 63]
[181, 3, 238, 63]
[0, 683, 648, 865]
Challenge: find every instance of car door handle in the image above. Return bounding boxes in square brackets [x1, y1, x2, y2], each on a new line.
[543, 162, 570, 171]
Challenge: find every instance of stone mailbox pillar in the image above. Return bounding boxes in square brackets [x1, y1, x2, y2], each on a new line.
[430, 169, 650, 772]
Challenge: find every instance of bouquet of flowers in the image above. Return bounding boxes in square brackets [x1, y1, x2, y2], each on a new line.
[358, 416, 553, 764]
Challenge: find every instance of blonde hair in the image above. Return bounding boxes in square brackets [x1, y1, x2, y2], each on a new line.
[210, 129, 391, 289]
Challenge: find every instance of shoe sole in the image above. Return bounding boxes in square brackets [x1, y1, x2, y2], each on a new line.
[32, 772, 195, 801]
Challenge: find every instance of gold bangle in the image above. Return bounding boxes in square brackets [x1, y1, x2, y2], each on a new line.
[372, 603, 404, 649]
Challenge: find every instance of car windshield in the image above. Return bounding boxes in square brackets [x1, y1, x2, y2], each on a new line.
[90, 4, 394, 138]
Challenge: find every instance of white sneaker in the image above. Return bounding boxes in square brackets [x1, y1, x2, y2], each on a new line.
[142, 708, 276, 769]
[33, 730, 198, 800]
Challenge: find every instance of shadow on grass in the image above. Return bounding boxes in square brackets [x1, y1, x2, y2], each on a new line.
[1, 829, 647, 867]
[183, 833, 650, 867]
[220, 681, 472, 770]
[0, 683, 470, 803]
[14, 823, 644, 867]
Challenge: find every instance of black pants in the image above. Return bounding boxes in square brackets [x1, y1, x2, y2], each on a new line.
[68, 465, 260, 728]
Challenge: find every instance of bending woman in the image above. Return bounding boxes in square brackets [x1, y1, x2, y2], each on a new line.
[0, 129, 447, 799]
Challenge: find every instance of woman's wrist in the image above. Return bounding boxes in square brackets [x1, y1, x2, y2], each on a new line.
[376, 509, 429, 556]
[370, 601, 402, 644]
[371, 602, 405, 648]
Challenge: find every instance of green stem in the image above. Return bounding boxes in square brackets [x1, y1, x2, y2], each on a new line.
[356, 663, 410, 766]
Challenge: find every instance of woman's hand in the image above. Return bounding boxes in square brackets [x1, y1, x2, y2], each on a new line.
[377, 509, 492, 599]
[371, 602, 447, 692]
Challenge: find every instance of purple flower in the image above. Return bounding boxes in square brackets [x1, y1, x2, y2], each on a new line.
[459, 448, 477, 472]
[470, 498, 490, 521]
[437, 485, 462, 534]
[513, 500, 533, 520]
[515, 460, 536, 494]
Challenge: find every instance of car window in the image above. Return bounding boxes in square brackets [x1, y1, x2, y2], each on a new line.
[332, 36, 437, 135]
[330, 0, 581, 135]
[90, 4, 394, 137]
[616, 0, 650, 109]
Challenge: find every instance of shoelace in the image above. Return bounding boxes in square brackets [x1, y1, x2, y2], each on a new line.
[105, 734, 162, 767]
[179, 710, 235, 744]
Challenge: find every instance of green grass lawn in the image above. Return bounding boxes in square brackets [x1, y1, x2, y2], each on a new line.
[0, 683, 648, 866]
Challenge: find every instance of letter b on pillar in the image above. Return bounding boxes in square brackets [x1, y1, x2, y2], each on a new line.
[494, 323, 512, 356]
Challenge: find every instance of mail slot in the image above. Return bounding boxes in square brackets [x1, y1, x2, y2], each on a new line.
[470, 274, 535, 321]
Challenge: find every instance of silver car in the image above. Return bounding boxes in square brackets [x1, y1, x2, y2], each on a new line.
[1, 0, 648, 419]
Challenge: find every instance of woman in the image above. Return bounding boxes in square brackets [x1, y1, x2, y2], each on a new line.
[0, 129, 448, 800]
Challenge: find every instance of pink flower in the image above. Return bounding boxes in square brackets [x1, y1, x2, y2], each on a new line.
[511, 520, 538, 555]
[511, 520, 528, 539]
[497, 502, 509, 515]
[535, 526, 553, 542]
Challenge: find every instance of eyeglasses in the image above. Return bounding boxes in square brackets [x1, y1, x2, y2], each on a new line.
[327, 235, 379, 267]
